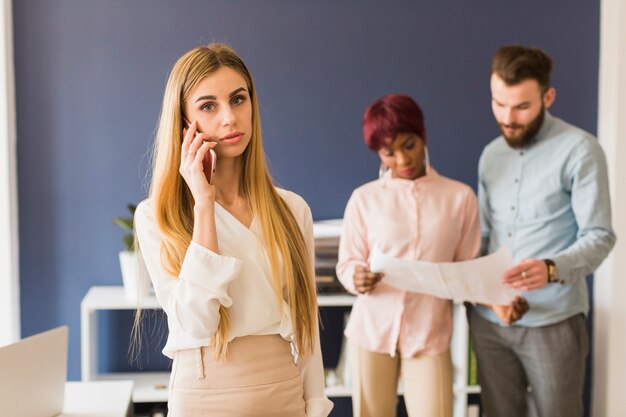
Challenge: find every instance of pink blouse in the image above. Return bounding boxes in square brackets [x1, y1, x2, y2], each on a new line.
[336, 168, 480, 357]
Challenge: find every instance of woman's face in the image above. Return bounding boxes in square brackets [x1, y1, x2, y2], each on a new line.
[183, 66, 253, 160]
[377, 132, 426, 180]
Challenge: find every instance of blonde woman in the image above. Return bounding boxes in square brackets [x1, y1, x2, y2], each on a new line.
[135, 43, 333, 417]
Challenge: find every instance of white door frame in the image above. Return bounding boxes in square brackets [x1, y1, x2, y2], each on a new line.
[0, 0, 19, 346]
[593, 0, 626, 415]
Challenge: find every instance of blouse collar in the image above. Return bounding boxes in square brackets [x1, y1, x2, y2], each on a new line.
[380, 166, 439, 188]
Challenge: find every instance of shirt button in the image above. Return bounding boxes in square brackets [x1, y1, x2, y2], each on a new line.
[520, 151, 524, 156]
[514, 178, 519, 183]
[508, 233, 512, 237]
[511, 206, 515, 211]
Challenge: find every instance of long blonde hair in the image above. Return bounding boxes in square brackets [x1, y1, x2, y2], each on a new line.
[148, 43, 317, 358]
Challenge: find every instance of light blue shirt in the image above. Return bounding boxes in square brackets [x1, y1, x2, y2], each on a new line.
[476, 112, 616, 327]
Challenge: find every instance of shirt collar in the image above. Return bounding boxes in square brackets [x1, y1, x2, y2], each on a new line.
[380, 166, 439, 188]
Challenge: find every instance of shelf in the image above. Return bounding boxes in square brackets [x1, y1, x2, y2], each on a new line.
[324, 384, 406, 397]
[324, 385, 352, 397]
[93, 372, 170, 403]
[82, 286, 160, 310]
[82, 286, 355, 310]
[454, 384, 481, 395]
[317, 294, 355, 307]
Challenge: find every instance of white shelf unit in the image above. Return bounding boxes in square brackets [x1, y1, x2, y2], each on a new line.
[80, 286, 479, 415]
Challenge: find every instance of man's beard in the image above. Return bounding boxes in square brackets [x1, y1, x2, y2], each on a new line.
[499, 106, 545, 149]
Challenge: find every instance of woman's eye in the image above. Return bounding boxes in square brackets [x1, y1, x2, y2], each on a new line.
[404, 141, 415, 150]
[231, 95, 246, 105]
[201, 102, 216, 111]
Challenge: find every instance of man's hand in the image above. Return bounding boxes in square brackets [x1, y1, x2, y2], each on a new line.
[353, 265, 383, 294]
[502, 259, 549, 291]
[491, 296, 529, 325]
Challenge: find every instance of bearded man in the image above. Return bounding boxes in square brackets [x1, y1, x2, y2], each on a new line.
[467, 45, 616, 417]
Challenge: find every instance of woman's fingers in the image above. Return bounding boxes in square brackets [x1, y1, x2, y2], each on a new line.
[187, 131, 208, 160]
[353, 268, 383, 294]
[191, 141, 212, 167]
[181, 120, 197, 155]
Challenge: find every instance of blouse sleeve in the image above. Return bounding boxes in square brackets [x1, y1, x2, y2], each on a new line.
[335, 191, 368, 294]
[134, 200, 242, 341]
[296, 203, 334, 417]
[453, 187, 482, 262]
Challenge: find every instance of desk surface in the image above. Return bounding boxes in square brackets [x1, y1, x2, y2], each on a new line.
[60, 381, 134, 417]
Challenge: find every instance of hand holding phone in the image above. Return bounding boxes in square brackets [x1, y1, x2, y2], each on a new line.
[184, 118, 218, 185]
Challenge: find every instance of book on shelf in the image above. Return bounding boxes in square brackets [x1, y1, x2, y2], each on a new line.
[313, 219, 347, 294]
[468, 336, 478, 386]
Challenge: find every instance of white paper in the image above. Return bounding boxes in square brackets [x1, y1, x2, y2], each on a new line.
[369, 247, 520, 305]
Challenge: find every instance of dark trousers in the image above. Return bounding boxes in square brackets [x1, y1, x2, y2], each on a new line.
[467, 307, 588, 417]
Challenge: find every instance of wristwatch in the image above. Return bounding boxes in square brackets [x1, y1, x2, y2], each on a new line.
[544, 259, 559, 284]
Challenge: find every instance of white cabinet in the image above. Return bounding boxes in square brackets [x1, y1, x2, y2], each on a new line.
[80, 286, 478, 415]
[80, 286, 169, 403]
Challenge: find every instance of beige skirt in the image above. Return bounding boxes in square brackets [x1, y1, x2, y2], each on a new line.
[168, 334, 306, 417]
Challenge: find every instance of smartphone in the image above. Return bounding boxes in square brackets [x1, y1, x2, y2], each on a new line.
[204, 147, 217, 185]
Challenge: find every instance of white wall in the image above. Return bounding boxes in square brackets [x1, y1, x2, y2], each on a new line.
[593, 0, 626, 415]
[0, 0, 19, 346]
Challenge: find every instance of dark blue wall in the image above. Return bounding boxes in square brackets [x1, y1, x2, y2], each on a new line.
[15, 0, 599, 400]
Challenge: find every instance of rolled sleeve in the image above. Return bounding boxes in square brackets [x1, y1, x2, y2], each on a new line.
[551, 140, 616, 284]
[179, 241, 242, 307]
[336, 192, 368, 294]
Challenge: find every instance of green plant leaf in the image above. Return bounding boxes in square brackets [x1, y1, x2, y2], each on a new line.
[123, 234, 135, 252]
[112, 217, 133, 231]
[114, 203, 137, 251]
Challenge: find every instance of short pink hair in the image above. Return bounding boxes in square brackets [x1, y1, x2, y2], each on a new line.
[362, 94, 426, 151]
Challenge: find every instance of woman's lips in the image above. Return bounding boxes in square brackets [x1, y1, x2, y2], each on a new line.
[220, 132, 243, 144]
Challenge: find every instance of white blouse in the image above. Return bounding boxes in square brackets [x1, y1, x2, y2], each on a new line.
[135, 189, 333, 417]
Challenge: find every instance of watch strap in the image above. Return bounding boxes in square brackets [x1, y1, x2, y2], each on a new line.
[544, 259, 558, 284]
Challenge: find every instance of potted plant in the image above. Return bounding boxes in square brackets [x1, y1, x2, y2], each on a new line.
[113, 204, 149, 301]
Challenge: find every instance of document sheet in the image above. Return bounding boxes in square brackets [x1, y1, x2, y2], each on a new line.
[369, 247, 520, 305]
